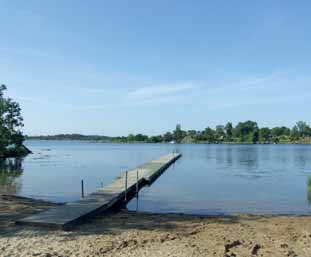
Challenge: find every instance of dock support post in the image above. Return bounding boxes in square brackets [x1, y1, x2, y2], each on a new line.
[136, 169, 139, 197]
[81, 179, 84, 198]
[124, 171, 128, 201]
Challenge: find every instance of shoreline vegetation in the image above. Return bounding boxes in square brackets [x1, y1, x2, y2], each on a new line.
[27, 121, 311, 145]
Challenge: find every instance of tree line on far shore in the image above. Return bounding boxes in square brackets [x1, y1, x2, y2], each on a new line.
[28, 121, 311, 144]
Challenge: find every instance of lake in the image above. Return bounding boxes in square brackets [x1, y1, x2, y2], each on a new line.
[1, 140, 311, 215]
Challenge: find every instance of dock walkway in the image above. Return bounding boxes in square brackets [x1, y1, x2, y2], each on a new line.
[17, 153, 181, 229]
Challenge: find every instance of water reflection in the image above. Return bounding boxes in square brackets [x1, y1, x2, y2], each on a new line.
[226, 147, 233, 167]
[294, 147, 311, 169]
[0, 158, 23, 194]
[235, 146, 259, 170]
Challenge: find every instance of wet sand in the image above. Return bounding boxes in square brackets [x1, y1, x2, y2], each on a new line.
[1, 194, 311, 257]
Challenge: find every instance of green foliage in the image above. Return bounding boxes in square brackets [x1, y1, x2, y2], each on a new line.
[29, 121, 311, 145]
[173, 124, 186, 143]
[26, 133, 112, 141]
[0, 84, 25, 158]
[163, 132, 174, 142]
[290, 126, 300, 140]
[271, 126, 290, 137]
[259, 127, 271, 143]
[235, 121, 259, 143]
[203, 127, 216, 143]
[215, 125, 225, 142]
[225, 122, 233, 141]
[148, 135, 163, 143]
[296, 121, 311, 137]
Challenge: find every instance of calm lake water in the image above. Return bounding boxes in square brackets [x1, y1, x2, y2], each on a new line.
[1, 140, 311, 215]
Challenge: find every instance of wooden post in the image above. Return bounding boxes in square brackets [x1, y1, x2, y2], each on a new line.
[81, 179, 84, 198]
[124, 170, 128, 201]
[136, 169, 139, 197]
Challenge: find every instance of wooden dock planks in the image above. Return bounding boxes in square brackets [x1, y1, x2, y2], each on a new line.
[16, 153, 181, 229]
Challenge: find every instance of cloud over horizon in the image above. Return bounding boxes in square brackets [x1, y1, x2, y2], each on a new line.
[127, 83, 198, 100]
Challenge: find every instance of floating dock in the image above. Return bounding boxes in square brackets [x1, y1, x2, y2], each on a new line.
[17, 153, 181, 230]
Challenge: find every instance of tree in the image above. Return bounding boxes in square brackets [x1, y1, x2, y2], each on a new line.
[259, 127, 271, 143]
[163, 132, 174, 142]
[134, 134, 148, 142]
[187, 130, 197, 137]
[0, 84, 25, 157]
[128, 134, 135, 142]
[215, 125, 225, 142]
[296, 121, 311, 137]
[290, 125, 300, 140]
[194, 131, 205, 142]
[173, 124, 186, 143]
[148, 135, 163, 143]
[203, 127, 216, 143]
[225, 122, 233, 141]
[271, 126, 291, 137]
[235, 120, 259, 143]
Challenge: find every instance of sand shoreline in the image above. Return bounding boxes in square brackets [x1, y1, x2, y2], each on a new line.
[1, 194, 311, 257]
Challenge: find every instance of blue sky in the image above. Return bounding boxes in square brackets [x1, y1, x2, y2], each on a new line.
[0, 0, 310, 136]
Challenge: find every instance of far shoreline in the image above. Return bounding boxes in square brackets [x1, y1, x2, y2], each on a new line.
[25, 138, 311, 145]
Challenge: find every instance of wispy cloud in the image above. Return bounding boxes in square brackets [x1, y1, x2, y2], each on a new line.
[69, 82, 199, 110]
[204, 91, 311, 110]
[193, 72, 310, 110]
[230, 73, 283, 90]
[127, 82, 198, 100]
[202, 73, 283, 96]
[16, 74, 308, 112]
[15, 96, 75, 109]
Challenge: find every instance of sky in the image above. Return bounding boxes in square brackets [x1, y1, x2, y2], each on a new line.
[0, 0, 311, 136]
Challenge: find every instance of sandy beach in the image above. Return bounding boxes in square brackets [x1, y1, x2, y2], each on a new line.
[1, 194, 311, 257]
